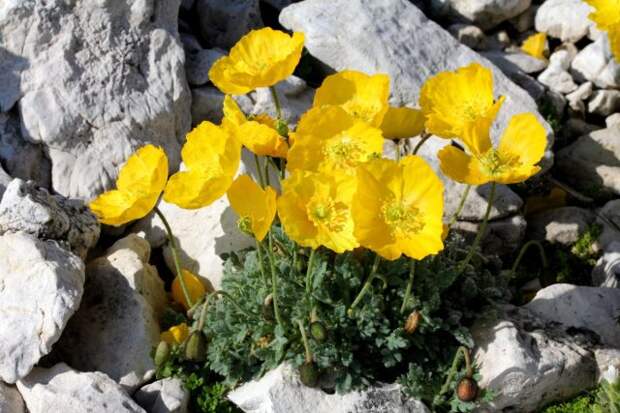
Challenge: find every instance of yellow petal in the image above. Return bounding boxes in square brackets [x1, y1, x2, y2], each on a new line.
[209, 28, 305, 94]
[181, 121, 240, 176]
[497, 113, 547, 168]
[227, 175, 277, 241]
[313, 70, 390, 126]
[380, 107, 425, 140]
[172, 270, 206, 311]
[89, 190, 142, 227]
[521, 32, 547, 60]
[584, 0, 620, 30]
[222, 95, 247, 126]
[609, 22, 620, 62]
[160, 323, 190, 346]
[164, 170, 234, 209]
[437, 145, 490, 185]
[238, 121, 289, 158]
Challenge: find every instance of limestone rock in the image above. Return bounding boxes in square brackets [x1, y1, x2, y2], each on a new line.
[528, 207, 595, 246]
[0, 232, 85, 383]
[228, 364, 430, 413]
[134, 378, 189, 413]
[0, 165, 12, 198]
[588, 90, 620, 116]
[448, 24, 488, 50]
[196, 0, 263, 49]
[566, 81, 593, 114]
[596, 199, 620, 252]
[537, 63, 578, 94]
[17, 363, 145, 413]
[572, 36, 620, 89]
[0, 178, 99, 259]
[0, 0, 191, 199]
[483, 51, 548, 74]
[535, 0, 595, 43]
[607, 113, 620, 129]
[185, 47, 225, 87]
[280, 0, 554, 166]
[592, 242, 620, 288]
[0, 382, 25, 413]
[451, 214, 527, 255]
[56, 235, 166, 391]
[429, 0, 532, 30]
[191, 86, 226, 125]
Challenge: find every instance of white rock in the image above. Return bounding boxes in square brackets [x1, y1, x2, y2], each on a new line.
[572, 36, 620, 89]
[549, 49, 574, 70]
[527, 284, 620, 346]
[607, 113, 620, 128]
[17, 363, 145, 413]
[483, 51, 548, 74]
[134, 378, 189, 413]
[262, 0, 295, 9]
[191, 86, 226, 125]
[588, 90, 620, 116]
[0, 165, 12, 200]
[564, 118, 600, 141]
[56, 235, 166, 391]
[566, 81, 593, 113]
[228, 364, 430, 413]
[537, 62, 578, 94]
[0, 232, 85, 383]
[0, 382, 25, 413]
[473, 305, 598, 412]
[0, 0, 191, 199]
[197, 0, 263, 49]
[596, 199, 620, 252]
[528, 207, 595, 246]
[429, 0, 531, 30]
[556, 126, 620, 195]
[280, 0, 554, 165]
[0, 178, 100, 259]
[592, 242, 620, 288]
[448, 24, 488, 50]
[509, 5, 537, 32]
[535, 0, 595, 43]
[185, 47, 225, 87]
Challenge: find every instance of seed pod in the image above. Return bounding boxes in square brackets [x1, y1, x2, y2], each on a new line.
[310, 321, 327, 343]
[185, 332, 207, 362]
[404, 310, 421, 334]
[154, 341, 170, 367]
[299, 361, 319, 388]
[262, 294, 274, 321]
[456, 377, 479, 402]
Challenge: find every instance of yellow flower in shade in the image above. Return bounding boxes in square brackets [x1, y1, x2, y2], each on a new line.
[313, 70, 390, 126]
[222, 95, 288, 158]
[227, 175, 277, 241]
[277, 170, 358, 253]
[209, 28, 305, 95]
[164, 121, 241, 209]
[287, 106, 384, 175]
[172, 270, 206, 310]
[160, 323, 190, 346]
[380, 106, 426, 140]
[420, 63, 505, 154]
[352, 156, 444, 261]
[438, 113, 547, 185]
[584, 0, 620, 61]
[89, 145, 168, 226]
[521, 32, 547, 60]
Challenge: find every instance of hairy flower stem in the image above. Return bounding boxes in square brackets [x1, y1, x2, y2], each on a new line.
[510, 240, 548, 275]
[400, 260, 416, 314]
[255, 239, 270, 288]
[447, 185, 471, 231]
[270, 86, 283, 120]
[267, 230, 284, 327]
[297, 319, 313, 363]
[305, 249, 317, 296]
[437, 346, 473, 400]
[254, 154, 266, 188]
[348, 255, 381, 313]
[412, 131, 430, 155]
[457, 182, 496, 274]
[154, 207, 192, 309]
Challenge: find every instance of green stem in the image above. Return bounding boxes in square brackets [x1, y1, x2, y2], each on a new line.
[269, 86, 283, 120]
[297, 320, 313, 363]
[267, 231, 284, 327]
[255, 239, 269, 288]
[437, 346, 472, 399]
[400, 260, 416, 314]
[154, 207, 193, 309]
[413, 132, 430, 155]
[510, 240, 548, 275]
[447, 185, 471, 231]
[305, 249, 317, 296]
[349, 255, 381, 312]
[457, 182, 496, 274]
[254, 154, 266, 188]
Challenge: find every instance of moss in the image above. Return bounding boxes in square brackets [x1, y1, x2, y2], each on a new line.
[571, 224, 602, 266]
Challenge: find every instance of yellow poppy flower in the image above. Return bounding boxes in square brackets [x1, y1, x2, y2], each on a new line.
[89, 145, 168, 226]
[222, 95, 288, 158]
[380, 106, 426, 140]
[419, 63, 505, 154]
[277, 170, 358, 253]
[352, 156, 444, 261]
[521, 32, 547, 60]
[313, 70, 390, 126]
[287, 105, 384, 175]
[227, 175, 277, 241]
[209, 28, 305, 95]
[584, 0, 620, 61]
[164, 121, 241, 209]
[160, 323, 190, 346]
[438, 113, 546, 185]
[172, 270, 206, 310]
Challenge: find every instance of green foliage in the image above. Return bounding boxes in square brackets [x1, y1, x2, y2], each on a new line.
[571, 224, 602, 265]
[541, 393, 597, 413]
[201, 228, 509, 411]
[594, 376, 620, 413]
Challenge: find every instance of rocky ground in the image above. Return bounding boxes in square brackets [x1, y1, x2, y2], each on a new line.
[0, 0, 619, 412]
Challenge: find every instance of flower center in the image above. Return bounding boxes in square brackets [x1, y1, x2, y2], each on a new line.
[381, 201, 425, 238]
[344, 101, 380, 124]
[478, 149, 521, 176]
[307, 197, 348, 232]
[323, 136, 366, 169]
[237, 216, 253, 236]
[461, 99, 488, 122]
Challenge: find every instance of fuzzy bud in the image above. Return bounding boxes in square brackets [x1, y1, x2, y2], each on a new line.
[404, 310, 421, 334]
[185, 332, 207, 362]
[299, 361, 319, 388]
[262, 294, 274, 321]
[310, 321, 327, 343]
[456, 377, 479, 402]
[154, 341, 170, 367]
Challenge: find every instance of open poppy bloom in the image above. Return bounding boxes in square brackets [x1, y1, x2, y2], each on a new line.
[313, 70, 390, 127]
[420, 63, 505, 154]
[227, 175, 277, 242]
[209, 28, 305, 95]
[352, 156, 444, 261]
[160, 323, 190, 346]
[277, 170, 358, 253]
[222, 95, 288, 158]
[438, 113, 547, 185]
[89, 144, 168, 226]
[164, 121, 241, 209]
[380, 106, 426, 140]
[287, 105, 384, 175]
[584, 0, 620, 61]
[172, 270, 207, 311]
[521, 32, 547, 60]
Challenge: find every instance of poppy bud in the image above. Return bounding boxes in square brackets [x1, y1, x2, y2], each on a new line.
[310, 321, 327, 343]
[404, 310, 421, 334]
[275, 119, 289, 137]
[185, 332, 207, 362]
[299, 361, 319, 387]
[154, 341, 170, 367]
[262, 294, 274, 321]
[456, 377, 479, 402]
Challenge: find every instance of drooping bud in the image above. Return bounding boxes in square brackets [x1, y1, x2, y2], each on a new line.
[404, 310, 421, 334]
[456, 377, 479, 402]
[310, 321, 327, 343]
[185, 332, 207, 362]
[275, 119, 289, 137]
[262, 294, 274, 321]
[299, 361, 319, 387]
[154, 341, 170, 367]
[237, 216, 253, 237]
